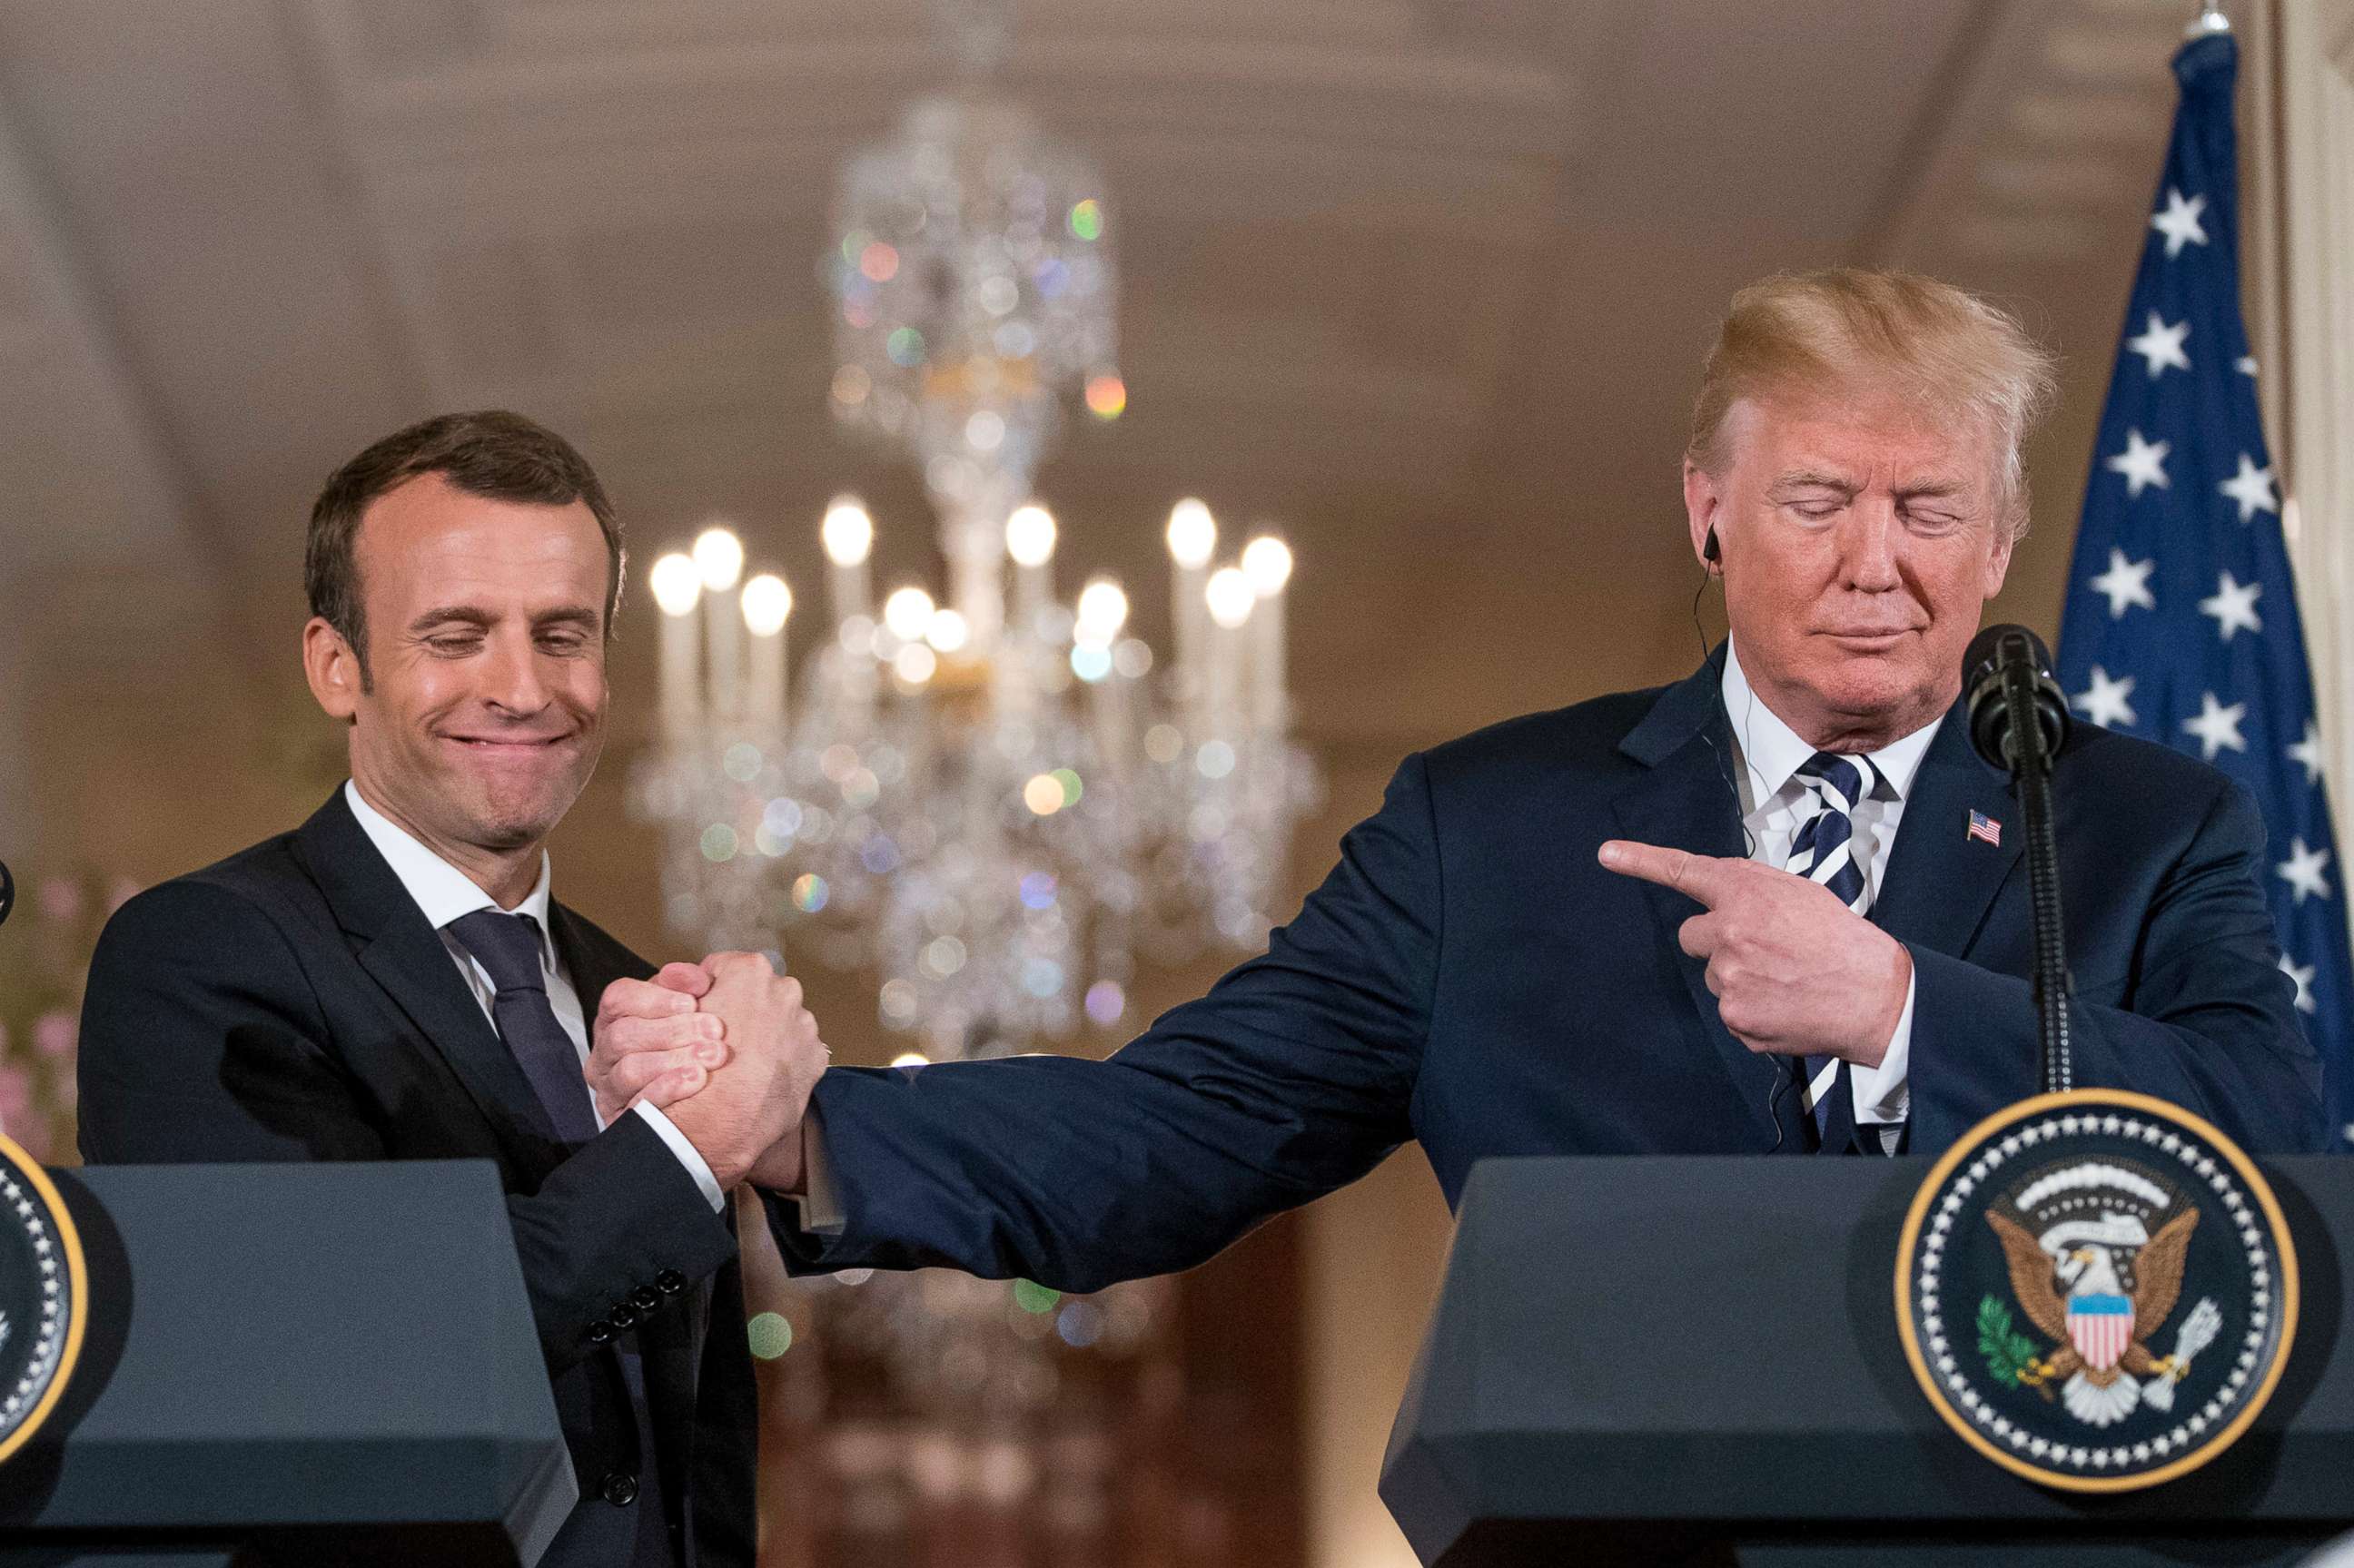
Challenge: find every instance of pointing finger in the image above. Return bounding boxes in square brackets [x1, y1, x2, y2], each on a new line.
[1598, 840, 1737, 906]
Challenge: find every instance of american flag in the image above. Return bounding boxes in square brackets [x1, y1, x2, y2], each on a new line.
[2056, 29, 2352, 1148]
[1967, 810, 2003, 848]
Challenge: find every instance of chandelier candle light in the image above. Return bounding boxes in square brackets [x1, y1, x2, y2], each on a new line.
[638, 492, 1314, 1060]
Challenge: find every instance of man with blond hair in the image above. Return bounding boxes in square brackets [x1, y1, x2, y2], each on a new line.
[596, 268, 2324, 1293]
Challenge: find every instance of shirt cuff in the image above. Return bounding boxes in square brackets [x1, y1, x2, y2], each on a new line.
[634, 1101, 727, 1213]
[789, 1108, 845, 1235]
[1849, 966, 1915, 1127]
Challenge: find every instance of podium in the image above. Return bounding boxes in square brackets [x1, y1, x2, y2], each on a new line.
[1381, 1156, 2354, 1567]
[0, 1160, 576, 1567]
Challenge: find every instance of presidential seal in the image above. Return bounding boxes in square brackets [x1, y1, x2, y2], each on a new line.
[1895, 1089, 2297, 1492]
[0, 1132, 85, 1466]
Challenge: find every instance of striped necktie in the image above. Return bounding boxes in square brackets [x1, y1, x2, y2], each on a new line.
[1785, 751, 1882, 1154]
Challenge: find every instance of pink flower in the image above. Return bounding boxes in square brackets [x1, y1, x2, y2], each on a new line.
[36, 877, 83, 925]
[33, 1011, 75, 1060]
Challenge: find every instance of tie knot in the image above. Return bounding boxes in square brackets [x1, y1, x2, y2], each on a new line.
[1797, 751, 1874, 812]
[446, 909, 548, 995]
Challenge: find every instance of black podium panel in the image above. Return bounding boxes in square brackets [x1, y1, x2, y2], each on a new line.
[0, 1160, 575, 1567]
[1381, 1156, 2354, 1567]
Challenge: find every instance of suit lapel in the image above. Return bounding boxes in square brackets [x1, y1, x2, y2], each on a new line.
[1611, 654, 1795, 1149]
[1868, 705, 2024, 960]
[293, 791, 568, 1177]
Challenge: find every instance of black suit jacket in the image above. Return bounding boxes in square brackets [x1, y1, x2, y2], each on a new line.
[77, 790, 757, 1567]
[778, 651, 2327, 1293]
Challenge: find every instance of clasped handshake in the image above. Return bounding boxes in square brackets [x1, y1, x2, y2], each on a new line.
[587, 953, 829, 1193]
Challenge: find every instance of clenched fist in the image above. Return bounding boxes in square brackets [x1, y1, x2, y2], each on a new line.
[589, 952, 827, 1190]
[588, 962, 728, 1124]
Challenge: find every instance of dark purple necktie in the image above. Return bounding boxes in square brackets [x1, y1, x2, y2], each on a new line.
[447, 909, 601, 1143]
[448, 909, 674, 1564]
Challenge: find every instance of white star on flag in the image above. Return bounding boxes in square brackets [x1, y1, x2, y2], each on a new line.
[2289, 719, 2325, 786]
[2182, 691, 2248, 760]
[2198, 571, 2263, 641]
[2125, 311, 2192, 378]
[2219, 453, 2279, 523]
[2236, 355, 2260, 377]
[2072, 666, 2137, 729]
[2151, 187, 2210, 257]
[2105, 429, 2171, 498]
[2089, 547, 2157, 618]
[2277, 837, 2333, 904]
[2280, 954, 2318, 1014]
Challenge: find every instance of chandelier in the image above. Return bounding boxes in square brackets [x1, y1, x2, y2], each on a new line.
[630, 57, 1318, 1071]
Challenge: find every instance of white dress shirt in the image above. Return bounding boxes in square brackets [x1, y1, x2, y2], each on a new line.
[344, 781, 725, 1211]
[1720, 642, 1934, 1148]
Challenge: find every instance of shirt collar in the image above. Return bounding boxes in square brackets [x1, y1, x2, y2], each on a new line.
[343, 780, 556, 961]
[1720, 639, 1943, 804]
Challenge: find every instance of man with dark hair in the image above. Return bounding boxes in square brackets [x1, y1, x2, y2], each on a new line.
[302, 409, 628, 685]
[79, 409, 821, 1568]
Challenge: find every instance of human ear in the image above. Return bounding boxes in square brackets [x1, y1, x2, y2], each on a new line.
[302, 616, 362, 721]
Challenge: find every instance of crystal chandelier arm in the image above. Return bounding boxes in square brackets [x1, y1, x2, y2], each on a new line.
[760, 754, 1446, 1293]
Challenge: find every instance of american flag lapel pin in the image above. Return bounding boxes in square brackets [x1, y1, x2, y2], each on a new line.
[1966, 809, 2002, 847]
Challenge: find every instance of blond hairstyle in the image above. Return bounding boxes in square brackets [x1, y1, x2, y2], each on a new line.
[1685, 269, 2059, 538]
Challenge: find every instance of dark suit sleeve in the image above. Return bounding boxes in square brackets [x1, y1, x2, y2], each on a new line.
[79, 880, 735, 1371]
[1906, 774, 2326, 1154]
[769, 751, 1443, 1293]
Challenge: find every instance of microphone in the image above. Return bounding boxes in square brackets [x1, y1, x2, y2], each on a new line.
[1960, 623, 2074, 1095]
[1962, 624, 2070, 773]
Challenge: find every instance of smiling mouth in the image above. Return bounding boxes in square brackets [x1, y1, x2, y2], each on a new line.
[444, 735, 574, 751]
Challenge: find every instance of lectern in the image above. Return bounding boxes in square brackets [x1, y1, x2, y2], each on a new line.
[0, 1160, 576, 1567]
[1381, 1157, 2354, 1567]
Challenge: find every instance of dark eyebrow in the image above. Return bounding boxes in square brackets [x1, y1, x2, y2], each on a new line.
[407, 606, 494, 635]
[532, 606, 602, 631]
[404, 606, 603, 635]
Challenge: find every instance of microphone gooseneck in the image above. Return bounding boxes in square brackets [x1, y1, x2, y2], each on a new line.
[0, 856, 12, 927]
[1962, 626, 2072, 1096]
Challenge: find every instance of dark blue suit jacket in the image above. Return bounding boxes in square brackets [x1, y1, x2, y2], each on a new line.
[784, 652, 2327, 1292]
[79, 792, 760, 1568]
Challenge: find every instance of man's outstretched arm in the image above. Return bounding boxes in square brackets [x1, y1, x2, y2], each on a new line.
[599, 752, 1447, 1294]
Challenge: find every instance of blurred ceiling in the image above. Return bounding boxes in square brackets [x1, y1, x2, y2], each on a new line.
[0, 0, 2210, 770]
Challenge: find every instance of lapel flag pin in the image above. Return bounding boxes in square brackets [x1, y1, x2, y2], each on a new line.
[1967, 809, 2003, 847]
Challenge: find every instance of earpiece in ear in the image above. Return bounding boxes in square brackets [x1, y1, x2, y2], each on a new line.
[1702, 525, 1721, 566]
